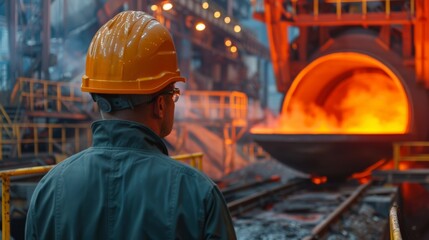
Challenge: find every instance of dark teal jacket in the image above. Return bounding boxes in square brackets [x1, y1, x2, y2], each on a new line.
[25, 120, 236, 240]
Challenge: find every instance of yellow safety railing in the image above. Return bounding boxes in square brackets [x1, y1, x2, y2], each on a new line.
[8, 78, 249, 122]
[10, 78, 94, 113]
[172, 152, 204, 171]
[178, 91, 248, 124]
[389, 204, 402, 240]
[0, 123, 91, 160]
[0, 152, 204, 240]
[0, 165, 54, 240]
[291, 0, 415, 18]
[393, 142, 429, 169]
[9, 79, 248, 124]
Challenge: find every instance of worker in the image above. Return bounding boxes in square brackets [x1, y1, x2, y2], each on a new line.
[25, 11, 237, 240]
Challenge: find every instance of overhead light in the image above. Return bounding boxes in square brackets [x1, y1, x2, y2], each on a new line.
[224, 39, 232, 47]
[230, 46, 237, 53]
[214, 11, 221, 18]
[162, 2, 173, 11]
[150, 5, 158, 11]
[224, 17, 231, 24]
[234, 25, 241, 33]
[202, 2, 209, 9]
[195, 22, 206, 31]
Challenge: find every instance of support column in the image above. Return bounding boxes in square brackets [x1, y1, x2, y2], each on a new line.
[415, 0, 429, 86]
[42, 0, 51, 80]
[6, 0, 17, 90]
[223, 123, 236, 175]
[264, 0, 290, 93]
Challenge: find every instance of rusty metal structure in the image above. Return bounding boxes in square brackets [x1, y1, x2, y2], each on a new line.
[252, 0, 429, 178]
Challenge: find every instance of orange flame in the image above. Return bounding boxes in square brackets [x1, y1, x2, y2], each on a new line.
[252, 71, 408, 134]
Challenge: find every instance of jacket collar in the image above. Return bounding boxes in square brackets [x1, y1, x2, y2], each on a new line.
[91, 120, 169, 155]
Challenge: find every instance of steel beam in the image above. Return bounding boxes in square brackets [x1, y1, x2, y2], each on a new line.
[6, 0, 17, 89]
[42, 0, 51, 80]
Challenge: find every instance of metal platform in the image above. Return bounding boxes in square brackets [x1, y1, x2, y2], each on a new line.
[372, 169, 429, 184]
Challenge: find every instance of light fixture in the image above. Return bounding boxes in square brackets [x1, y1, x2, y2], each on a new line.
[162, 2, 173, 11]
[202, 2, 209, 9]
[233, 25, 241, 33]
[230, 46, 237, 53]
[195, 22, 206, 31]
[214, 11, 221, 18]
[150, 5, 158, 11]
[224, 16, 231, 24]
[224, 39, 232, 47]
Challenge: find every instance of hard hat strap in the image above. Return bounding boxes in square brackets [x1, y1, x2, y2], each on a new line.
[91, 94, 153, 113]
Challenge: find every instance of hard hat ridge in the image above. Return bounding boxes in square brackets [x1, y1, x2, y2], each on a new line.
[82, 11, 185, 95]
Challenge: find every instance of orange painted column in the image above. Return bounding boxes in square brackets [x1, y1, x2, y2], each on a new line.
[264, 0, 291, 93]
[415, 0, 429, 87]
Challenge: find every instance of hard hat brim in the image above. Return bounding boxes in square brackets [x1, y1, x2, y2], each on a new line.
[81, 75, 186, 94]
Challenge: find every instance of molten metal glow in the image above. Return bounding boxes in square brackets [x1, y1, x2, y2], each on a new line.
[252, 71, 408, 134]
[351, 159, 387, 183]
[311, 176, 327, 185]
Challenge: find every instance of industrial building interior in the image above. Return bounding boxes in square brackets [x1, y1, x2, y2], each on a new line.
[1, 0, 429, 239]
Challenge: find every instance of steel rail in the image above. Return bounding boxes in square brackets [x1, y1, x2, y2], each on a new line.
[227, 178, 308, 216]
[302, 180, 373, 240]
[390, 203, 403, 240]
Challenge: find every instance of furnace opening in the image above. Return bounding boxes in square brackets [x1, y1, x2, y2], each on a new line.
[252, 52, 409, 134]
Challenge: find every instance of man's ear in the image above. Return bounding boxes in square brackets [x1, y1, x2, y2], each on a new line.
[153, 95, 165, 118]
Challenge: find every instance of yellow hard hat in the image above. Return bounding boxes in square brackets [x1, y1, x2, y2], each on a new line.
[81, 11, 185, 94]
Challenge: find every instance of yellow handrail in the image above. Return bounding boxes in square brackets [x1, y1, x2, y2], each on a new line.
[1, 166, 54, 240]
[173, 152, 204, 171]
[0, 123, 91, 160]
[11, 78, 94, 113]
[178, 90, 248, 123]
[0, 152, 204, 240]
[393, 142, 429, 169]
[389, 204, 402, 240]
[317, 0, 414, 19]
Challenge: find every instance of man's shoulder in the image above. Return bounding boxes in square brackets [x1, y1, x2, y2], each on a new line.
[156, 153, 216, 186]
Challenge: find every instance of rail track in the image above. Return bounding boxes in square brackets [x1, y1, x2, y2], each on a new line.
[226, 177, 398, 240]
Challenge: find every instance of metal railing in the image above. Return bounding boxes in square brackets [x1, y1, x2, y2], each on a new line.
[389, 203, 402, 240]
[172, 152, 204, 171]
[8, 78, 249, 124]
[393, 142, 429, 169]
[177, 90, 248, 125]
[10, 77, 94, 113]
[0, 123, 91, 160]
[2, 81, 250, 160]
[290, 0, 415, 18]
[0, 152, 204, 240]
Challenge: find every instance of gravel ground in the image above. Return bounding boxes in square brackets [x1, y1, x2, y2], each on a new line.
[224, 160, 390, 240]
